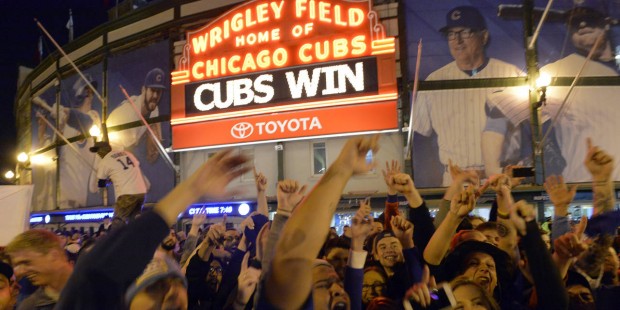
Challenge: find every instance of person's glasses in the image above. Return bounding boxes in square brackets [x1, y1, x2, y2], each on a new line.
[209, 266, 223, 274]
[445, 28, 477, 41]
[362, 282, 386, 292]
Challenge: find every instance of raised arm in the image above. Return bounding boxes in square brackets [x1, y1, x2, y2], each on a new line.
[434, 161, 479, 228]
[584, 138, 616, 215]
[423, 187, 475, 265]
[253, 167, 269, 216]
[265, 135, 380, 309]
[544, 175, 577, 241]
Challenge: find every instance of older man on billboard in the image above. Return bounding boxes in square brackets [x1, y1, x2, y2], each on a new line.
[413, 6, 524, 187]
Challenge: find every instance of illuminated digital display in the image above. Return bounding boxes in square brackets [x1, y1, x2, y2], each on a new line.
[185, 57, 377, 116]
[184, 202, 255, 218]
[65, 212, 114, 221]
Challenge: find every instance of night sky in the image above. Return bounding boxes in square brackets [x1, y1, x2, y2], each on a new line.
[0, 0, 111, 183]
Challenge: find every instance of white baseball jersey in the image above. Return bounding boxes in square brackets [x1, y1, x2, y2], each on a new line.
[541, 53, 620, 182]
[486, 53, 620, 182]
[58, 112, 100, 208]
[107, 93, 159, 148]
[413, 58, 524, 186]
[96, 149, 147, 199]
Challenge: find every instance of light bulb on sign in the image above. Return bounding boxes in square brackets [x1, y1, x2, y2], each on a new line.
[238, 203, 250, 216]
[45, 215, 51, 224]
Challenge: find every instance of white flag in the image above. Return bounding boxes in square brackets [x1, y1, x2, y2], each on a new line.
[38, 36, 43, 61]
[66, 9, 74, 42]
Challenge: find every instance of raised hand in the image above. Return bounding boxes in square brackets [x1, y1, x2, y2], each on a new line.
[544, 175, 577, 215]
[186, 149, 251, 200]
[351, 198, 374, 250]
[239, 212, 256, 231]
[449, 187, 476, 218]
[388, 173, 416, 195]
[584, 138, 614, 180]
[382, 160, 401, 195]
[510, 200, 536, 236]
[235, 252, 262, 308]
[404, 265, 437, 308]
[334, 135, 380, 175]
[253, 167, 267, 193]
[390, 214, 414, 248]
[554, 216, 588, 259]
[190, 208, 207, 230]
[276, 179, 307, 215]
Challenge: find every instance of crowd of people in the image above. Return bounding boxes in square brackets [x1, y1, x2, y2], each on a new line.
[0, 135, 619, 310]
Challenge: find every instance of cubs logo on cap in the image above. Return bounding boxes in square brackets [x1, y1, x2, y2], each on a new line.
[144, 68, 167, 89]
[439, 6, 487, 33]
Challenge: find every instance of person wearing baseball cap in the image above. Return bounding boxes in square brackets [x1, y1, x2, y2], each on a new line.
[107, 67, 167, 162]
[125, 256, 188, 309]
[412, 5, 524, 187]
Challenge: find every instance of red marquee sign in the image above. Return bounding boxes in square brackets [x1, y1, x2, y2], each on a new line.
[171, 0, 398, 150]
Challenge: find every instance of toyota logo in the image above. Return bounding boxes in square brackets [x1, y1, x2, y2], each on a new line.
[231, 122, 254, 139]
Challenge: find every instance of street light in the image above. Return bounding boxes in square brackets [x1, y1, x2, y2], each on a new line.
[4, 170, 15, 180]
[17, 152, 29, 163]
[89, 125, 101, 140]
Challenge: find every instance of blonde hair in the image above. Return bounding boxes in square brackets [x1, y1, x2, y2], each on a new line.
[5, 229, 63, 255]
[450, 276, 500, 310]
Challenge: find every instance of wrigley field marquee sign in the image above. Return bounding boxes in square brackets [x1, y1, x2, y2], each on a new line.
[170, 0, 398, 150]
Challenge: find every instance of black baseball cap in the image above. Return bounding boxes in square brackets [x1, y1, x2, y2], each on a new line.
[89, 141, 111, 153]
[440, 6, 487, 33]
[442, 240, 511, 285]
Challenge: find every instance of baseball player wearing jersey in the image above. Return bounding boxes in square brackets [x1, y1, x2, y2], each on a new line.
[91, 141, 147, 228]
[107, 68, 166, 163]
[413, 6, 524, 186]
[32, 75, 101, 208]
[484, 5, 620, 182]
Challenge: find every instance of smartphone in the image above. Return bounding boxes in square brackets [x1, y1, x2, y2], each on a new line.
[512, 167, 535, 178]
[403, 282, 456, 310]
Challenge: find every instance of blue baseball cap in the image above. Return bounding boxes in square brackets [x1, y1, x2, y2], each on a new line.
[144, 68, 167, 89]
[440, 6, 487, 33]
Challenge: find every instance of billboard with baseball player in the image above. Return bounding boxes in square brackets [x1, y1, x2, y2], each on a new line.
[406, 0, 620, 187]
[53, 64, 104, 208]
[106, 39, 174, 205]
[30, 85, 58, 211]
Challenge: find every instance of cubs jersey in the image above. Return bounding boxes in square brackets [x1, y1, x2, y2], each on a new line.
[96, 149, 147, 199]
[413, 58, 524, 186]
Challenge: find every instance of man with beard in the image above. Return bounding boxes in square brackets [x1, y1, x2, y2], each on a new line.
[5, 230, 74, 310]
[158, 229, 180, 260]
[186, 221, 227, 309]
[107, 68, 166, 163]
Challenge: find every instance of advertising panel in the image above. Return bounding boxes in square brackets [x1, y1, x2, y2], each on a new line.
[56, 65, 104, 208]
[171, 0, 398, 150]
[406, 0, 620, 187]
[31, 85, 58, 211]
[106, 40, 174, 204]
